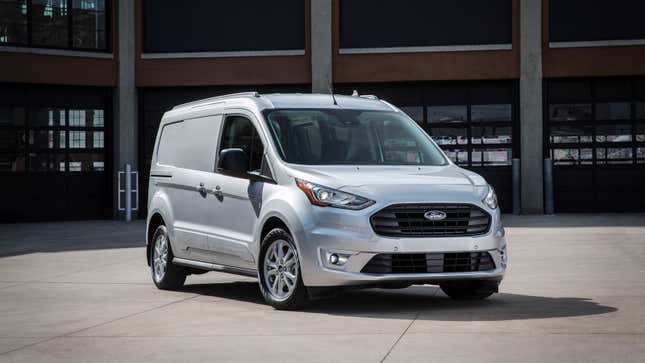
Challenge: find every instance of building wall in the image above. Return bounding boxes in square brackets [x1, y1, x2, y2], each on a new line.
[1, 0, 645, 221]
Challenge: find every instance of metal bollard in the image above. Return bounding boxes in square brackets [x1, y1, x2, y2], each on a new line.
[125, 163, 132, 222]
[512, 158, 521, 215]
[118, 164, 139, 222]
[543, 158, 554, 215]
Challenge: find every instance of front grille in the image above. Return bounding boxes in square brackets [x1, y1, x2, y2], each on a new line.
[361, 252, 495, 274]
[370, 203, 491, 237]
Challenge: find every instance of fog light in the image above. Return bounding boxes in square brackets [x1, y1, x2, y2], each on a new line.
[321, 249, 353, 269]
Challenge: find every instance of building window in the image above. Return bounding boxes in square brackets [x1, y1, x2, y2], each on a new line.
[143, 0, 304, 53]
[14, 107, 107, 173]
[0, 0, 108, 51]
[550, 0, 645, 43]
[0, 0, 28, 44]
[72, 0, 106, 49]
[427, 105, 467, 123]
[31, 0, 69, 47]
[339, 0, 512, 50]
[425, 101, 514, 166]
[546, 78, 645, 166]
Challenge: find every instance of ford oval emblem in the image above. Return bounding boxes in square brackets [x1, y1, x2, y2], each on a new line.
[424, 210, 447, 221]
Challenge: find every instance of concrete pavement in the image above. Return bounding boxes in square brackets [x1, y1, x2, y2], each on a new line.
[0, 214, 644, 362]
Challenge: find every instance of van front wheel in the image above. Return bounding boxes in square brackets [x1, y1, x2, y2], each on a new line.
[258, 228, 308, 310]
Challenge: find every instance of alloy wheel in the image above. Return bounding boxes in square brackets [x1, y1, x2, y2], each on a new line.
[263, 239, 299, 300]
[153, 234, 168, 282]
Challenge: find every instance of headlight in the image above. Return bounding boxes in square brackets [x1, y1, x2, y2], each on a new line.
[483, 185, 498, 209]
[295, 179, 375, 210]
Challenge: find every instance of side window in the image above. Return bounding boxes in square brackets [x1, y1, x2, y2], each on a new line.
[157, 115, 222, 171]
[219, 115, 265, 172]
[157, 121, 184, 167]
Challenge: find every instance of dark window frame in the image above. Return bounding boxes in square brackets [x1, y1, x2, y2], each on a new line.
[0, 0, 111, 52]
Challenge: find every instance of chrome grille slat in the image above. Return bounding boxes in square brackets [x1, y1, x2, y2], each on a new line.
[370, 203, 491, 237]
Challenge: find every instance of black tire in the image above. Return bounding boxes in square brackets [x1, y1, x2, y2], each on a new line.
[149, 225, 186, 290]
[440, 280, 498, 300]
[258, 228, 309, 310]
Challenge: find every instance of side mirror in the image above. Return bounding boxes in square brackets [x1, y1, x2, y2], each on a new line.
[218, 148, 249, 177]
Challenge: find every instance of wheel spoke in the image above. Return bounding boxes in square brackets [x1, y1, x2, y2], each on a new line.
[276, 242, 284, 260]
[277, 276, 284, 295]
[271, 275, 279, 294]
[283, 278, 294, 292]
[284, 271, 296, 281]
[283, 249, 294, 263]
[284, 255, 297, 268]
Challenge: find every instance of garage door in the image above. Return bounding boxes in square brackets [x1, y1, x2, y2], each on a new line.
[0, 86, 112, 222]
[545, 78, 645, 212]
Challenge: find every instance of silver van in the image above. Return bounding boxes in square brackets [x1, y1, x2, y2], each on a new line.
[146, 92, 507, 309]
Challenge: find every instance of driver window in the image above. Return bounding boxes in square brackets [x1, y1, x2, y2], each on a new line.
[219, 115, 265, 172]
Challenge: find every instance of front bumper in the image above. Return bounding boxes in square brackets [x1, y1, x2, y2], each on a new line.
[296, 205, 507, 287]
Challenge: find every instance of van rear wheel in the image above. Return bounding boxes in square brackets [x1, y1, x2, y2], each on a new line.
[258, 228, 308, 310]
[150, 225, 186, 290]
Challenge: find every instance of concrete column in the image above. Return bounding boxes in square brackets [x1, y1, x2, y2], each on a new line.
[311, 0, 332, 93]
[520, 0, 544, 214]
[113, 0, 138, 220]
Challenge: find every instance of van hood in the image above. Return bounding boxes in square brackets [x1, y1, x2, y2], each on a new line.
[284, 164, 489, 204]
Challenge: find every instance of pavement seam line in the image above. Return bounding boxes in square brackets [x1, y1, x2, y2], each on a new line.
[380, 312, 419, 363]
[0, 282, 26, 290]
[0, 281, 151, 286]
[0, 294, 199, 357]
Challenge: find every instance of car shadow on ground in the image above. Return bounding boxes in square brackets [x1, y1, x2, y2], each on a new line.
[180, 281, 617, 321]
[0, 221, 146, 257]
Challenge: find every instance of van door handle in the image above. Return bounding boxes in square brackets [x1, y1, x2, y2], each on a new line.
[212, 185, 223, 198]
[197, 182, 206, 195]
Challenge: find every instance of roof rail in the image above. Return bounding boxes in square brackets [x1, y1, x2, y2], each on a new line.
[350, 90, 379, 100]
[172, 92, 260, 110]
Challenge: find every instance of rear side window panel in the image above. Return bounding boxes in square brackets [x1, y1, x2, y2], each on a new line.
[157, 115, 223, 171]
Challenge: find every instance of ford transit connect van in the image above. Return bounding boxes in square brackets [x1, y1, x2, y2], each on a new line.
[146, 92, 507, 309]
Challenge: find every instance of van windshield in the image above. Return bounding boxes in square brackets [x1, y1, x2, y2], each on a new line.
[263, 109, 447, 166]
